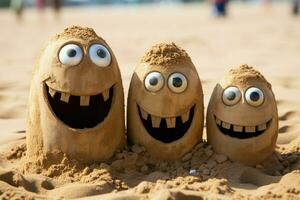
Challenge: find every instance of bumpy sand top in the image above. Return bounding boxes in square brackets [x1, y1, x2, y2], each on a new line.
[54, 26, 102, 41]
[141, 43, 192, 66]
[227, 64, 271, 89]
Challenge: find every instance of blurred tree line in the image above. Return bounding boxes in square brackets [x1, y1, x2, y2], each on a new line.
[0, 0, 10, 7]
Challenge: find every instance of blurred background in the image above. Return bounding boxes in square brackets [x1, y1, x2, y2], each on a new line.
[0, 0, 299, 127]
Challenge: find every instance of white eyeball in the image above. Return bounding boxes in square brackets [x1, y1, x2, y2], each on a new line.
[222, 86, 241, 106]
[144, 72, 164, 92]
[168, 73, 188, 93]
[58, 44, 83, 66]
[245, 87, 264, 107]
[89, 44, 111, 67]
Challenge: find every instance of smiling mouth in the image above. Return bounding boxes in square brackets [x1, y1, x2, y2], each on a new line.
[214, 115, 272, 139]
[137, 105, 195, 143]
[45, 84, 113, 129]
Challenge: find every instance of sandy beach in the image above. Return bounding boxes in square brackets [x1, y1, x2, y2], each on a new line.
[0, 2, 299, 199]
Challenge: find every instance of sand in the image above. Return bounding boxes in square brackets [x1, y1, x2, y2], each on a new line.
[140, 42, 192, 66]
[0, 2, 300, 199]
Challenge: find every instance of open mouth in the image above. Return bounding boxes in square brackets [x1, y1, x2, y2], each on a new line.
[137, 104, 195, 143]
[214, 115, 272, 139]
[45, 84, 113, 129]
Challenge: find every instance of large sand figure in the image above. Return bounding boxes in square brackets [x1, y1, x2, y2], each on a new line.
[26, 26, 125, 164]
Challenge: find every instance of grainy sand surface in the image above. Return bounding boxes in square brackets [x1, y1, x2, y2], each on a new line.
[0, 3, 299, 199]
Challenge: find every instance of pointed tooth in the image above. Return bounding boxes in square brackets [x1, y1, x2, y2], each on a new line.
[102, 89, 110, 101]
[80, 96, 90, 106]
[233, 125, 243, 132]
[215, 117, 222, 125]
[60, 92, 70, 103]
[48, 88, 56, 98]
[181, 110, 190, 123]
[257, 123, 267, 131]
[245, 126, 256, 133]
[151, 116, 161, 128]
[222, 121, 231, 129]
[140, 107, 149, 120]
[166, 117, 176, 128]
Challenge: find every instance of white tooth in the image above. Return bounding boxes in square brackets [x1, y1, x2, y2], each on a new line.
[257, 123, 267, 131]
[245, 126, 256, 133]
[80, 96, 90, 106]
[215, 117, 222, 125]
[181, 110, 190, 123]
[60, 92, 70, 103]
[140, 107, 149, 120]
[151, 116, 161, 128]
[102, 89, 110, 101]
[222, 121, 231, 129]
[166, 117, 176, 128]
[48, 88, 56, 97]
[233, 125, 243, 132]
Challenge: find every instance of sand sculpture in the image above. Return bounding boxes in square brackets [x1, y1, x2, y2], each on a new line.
[206, 65, 278, 165]
[26, 26, 125, 164]
[127, 43, 204, 160]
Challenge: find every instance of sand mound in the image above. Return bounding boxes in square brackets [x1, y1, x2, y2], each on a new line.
[0, 137, 299, 199]
[54, 26, 101, 41]
[226, 64, 272, 89]
[140, 43, 192, 66]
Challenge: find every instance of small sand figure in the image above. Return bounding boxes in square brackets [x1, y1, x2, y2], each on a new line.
[206, 65, 278, 166]
[127, 43, 204, 160]
[26, 26, 125, 164]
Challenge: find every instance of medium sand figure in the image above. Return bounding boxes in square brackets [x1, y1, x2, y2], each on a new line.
[206, 65, 278, 166]
[127, 43, 204, 160]
[26, 26, 125, 164]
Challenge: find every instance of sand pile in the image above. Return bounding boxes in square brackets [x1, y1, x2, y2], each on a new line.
[140, 43, 192, 66]
[226, 64, 271, 89]
[0, 137, 299, 199]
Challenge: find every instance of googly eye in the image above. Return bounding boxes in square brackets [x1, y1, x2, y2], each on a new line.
[168, 73, 188, 93]
[245, 87, 264, 107]
[144, 72, 164, 92]
[58, 44, 83, 66]
[89, 44, 111, 67]
[222, 86, 241, 106]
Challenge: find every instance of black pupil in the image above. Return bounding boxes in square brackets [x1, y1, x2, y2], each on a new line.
[172, 77, 182, 88]
[97, 49, 106, 58]
[226, 91, 236, 101]
[67, 49, 77, 57]
[250, 91, 260, 102]
[149, 77, 158, 86]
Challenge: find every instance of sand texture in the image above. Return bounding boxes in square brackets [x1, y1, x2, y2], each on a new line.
[0, 3, 300, 199]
